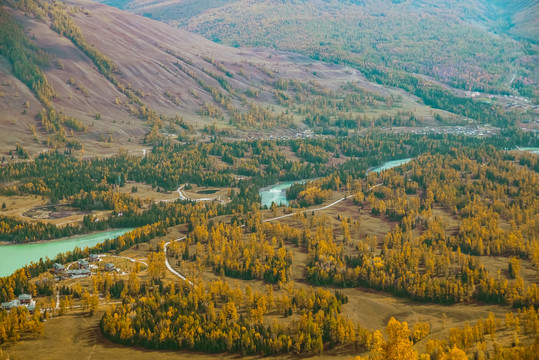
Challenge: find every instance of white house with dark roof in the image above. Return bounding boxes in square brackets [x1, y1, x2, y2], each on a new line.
[1, 294, 36, 313]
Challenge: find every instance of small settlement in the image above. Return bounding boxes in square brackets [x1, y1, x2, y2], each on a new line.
[51, 254, 116, 280]
[1, 293, 36, 313]
[1, 254, 122, 313]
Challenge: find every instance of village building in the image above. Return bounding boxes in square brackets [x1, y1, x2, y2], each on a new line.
[1, 299, 20, 310]
[1, 294, 36, 313]
[89, 254, 99, 262]
[78, 259, 90, 269]
[53, 263, 65, 274]
[104, 263, 116, 272]
[18, 294, 32, 305]
[66, 269, 91, 278]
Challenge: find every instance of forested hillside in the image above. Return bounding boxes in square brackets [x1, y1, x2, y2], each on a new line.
[104, 0, 538, 101]
[0, 0, 535, 158]
[0, 129, 538, 359]
[489, 0, 539, 44]
[2, 0, 429, 155]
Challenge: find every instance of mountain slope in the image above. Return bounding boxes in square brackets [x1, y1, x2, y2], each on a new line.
[486, 0, 539, 44]
[102, 0, 538, 98]
[100, 0, 229, 27]
[1, 0, 531, 159]
[0, 56, 44, 153]
[2, 0, 439, 156]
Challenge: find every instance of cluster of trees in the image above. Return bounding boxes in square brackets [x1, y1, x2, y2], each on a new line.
[168, 218, 312, 286]
[229, 102, 294, 130]
[71, 190, 141, 212]
[292, 81, 408, 130]
[301, 148, 539, 307]
[0, 145, 234, 201]
[361, 149, 538, 264]
[364, 68, 521, 127]
[292, 80, 423, 131]
[0, 306, 43, 344]
[39, 107, 86, 137]
[286, 175, 340, 207]
[357, 307, 538, 359]
[424, 308, 538, 360]
[0, 214, 109, 243]
[0, 138, 309, 206]
[294, 143, 329, 164]
[307, 218, 538, 306]
[0, 6, 54, 108]
[170, 222, 293, 283]
[101, 279, 368, 355]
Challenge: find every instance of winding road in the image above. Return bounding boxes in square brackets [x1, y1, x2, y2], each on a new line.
[163, 238, 191, 285]
[163, 184, 382, 282]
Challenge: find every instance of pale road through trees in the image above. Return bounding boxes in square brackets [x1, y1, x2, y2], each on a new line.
[163, 183, 382, 282]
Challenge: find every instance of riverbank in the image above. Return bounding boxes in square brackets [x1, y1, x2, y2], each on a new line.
[516, 147, 539, 154]
[367, 158, 413, 174]
[0, 228, 133, 277]
[259, 179, 311, 208]
[0, 227, 128, 246]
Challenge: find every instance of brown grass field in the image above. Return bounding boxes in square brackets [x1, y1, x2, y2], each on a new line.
[0, 194, 112, 227]
[2, 307, 361, 360]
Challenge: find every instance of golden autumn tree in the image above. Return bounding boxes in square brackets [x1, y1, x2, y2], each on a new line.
[383, 317, 417, 360]
[439, 345, 468, 360]
[148, 251, 166, 279]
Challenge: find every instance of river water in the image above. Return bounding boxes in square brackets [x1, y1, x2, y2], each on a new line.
[259, 158, 413, 208]
[259, 180, 307, 208]
[0, 228, 132, 277]
[367, 158, 413, 174]
[517, 147, 539, 154]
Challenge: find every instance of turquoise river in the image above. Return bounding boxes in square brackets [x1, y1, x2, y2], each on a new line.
[259, 158, 413, 208]
[367, 158, 413, 174]
[0, 228, 132, 277]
